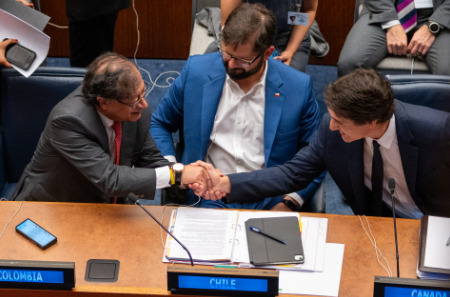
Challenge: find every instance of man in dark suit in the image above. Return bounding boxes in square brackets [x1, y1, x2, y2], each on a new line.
[66, 0, 130, 67]
[13, 52, 209, 203]
[338, 0, 450, 76]
[196, 69, 450, 218]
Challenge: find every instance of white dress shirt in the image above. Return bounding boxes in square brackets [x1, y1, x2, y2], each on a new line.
[363, 114, 423, 219]
[97, 111, 171, 189]
[381, 0, 433, 30]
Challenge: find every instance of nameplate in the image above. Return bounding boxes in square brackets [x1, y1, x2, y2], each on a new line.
[374, 276, 450, 297]
[167, 266, 279, 296]
[0, 259, 75, 290]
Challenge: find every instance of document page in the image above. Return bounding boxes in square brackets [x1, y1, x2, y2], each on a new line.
[164, 208, 239, 263]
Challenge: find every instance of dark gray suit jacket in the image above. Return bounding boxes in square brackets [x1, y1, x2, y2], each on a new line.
[13, 87, 169, 203]
[364, 0, 450, 30]
[227, 101, 450, 217]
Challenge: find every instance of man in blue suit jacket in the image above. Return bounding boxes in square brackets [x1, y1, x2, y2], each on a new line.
[151, 3, 322, 211]
[198, 69, 450, 218]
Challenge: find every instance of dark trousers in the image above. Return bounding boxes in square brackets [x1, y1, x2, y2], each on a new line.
[68, 11, 119, 67]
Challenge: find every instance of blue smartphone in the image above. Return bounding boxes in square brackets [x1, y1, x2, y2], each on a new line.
[16, 218, 57, 250]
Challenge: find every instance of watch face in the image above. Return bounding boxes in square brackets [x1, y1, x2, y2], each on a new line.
[173, 163, 184, 171]
[429, 22, 439, 33]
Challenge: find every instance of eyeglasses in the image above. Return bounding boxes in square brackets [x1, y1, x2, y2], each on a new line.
[116, 81, 150, 108]
[218, 45, 261, 66]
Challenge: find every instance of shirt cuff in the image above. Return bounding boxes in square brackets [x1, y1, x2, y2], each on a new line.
[381, 20, 401, 30]
[155, 166, 171, 189]
[164, 155, 177, 163]
[285, 192, 304, 208]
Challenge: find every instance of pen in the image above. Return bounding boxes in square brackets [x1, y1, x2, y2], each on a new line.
[446, 236, 450, 247]
[249, 226, 286, 245]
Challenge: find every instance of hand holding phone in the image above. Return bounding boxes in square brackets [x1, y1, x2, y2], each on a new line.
[2, 38, 36, 70]
[16, 218, 57, 250]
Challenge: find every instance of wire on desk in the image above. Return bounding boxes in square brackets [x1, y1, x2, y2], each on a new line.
[0, 200, 25, 241]
[358, 215, 393, 277]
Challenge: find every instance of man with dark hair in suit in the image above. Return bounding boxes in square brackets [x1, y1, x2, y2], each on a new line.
[13, 52, 209, 203]
[195, 68, 450, 218]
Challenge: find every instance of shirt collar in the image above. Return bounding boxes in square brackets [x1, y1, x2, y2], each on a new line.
[97, 110, 114, 130]
[365, 114, 396, 150]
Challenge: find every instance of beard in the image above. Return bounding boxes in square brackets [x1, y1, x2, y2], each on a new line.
[224, 57, 264, 81]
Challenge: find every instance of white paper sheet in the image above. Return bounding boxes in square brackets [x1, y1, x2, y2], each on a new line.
[279, 243, 345, 297]
[0, 9, 50, 77]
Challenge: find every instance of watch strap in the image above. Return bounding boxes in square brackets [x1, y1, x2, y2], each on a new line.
[281, 199, 299, 211]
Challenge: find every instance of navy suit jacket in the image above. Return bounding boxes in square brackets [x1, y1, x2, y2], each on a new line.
[151, 52, 322, 202]
[228, 101, 450, 217]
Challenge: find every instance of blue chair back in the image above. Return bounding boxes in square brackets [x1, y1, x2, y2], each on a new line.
[386, 74, 450, 113]
[0, 67, 86, 198]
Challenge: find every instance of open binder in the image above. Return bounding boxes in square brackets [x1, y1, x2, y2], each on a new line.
[163, 208, 328, 272]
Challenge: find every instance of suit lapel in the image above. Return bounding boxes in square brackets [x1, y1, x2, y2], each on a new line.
[395, 103, 418, 198]
[263, 61, 284, 163]
[200, 60, 226, 158]
[120, 121, 136, 165]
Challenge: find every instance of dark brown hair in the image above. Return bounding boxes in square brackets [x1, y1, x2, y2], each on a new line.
[324, 68, 395, 125]
[82, 52, 141, 105]
[221, 3, 276, 54]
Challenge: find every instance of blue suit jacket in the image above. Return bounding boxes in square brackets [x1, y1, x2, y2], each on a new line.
[228, 101, 450, 217]
[151, 52, 322, 202]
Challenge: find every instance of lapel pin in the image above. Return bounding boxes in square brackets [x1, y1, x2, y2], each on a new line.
[275, 93, 280, 97]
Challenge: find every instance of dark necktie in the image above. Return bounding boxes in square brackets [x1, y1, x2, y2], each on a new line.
[396, 0, 417, 33]
[112, 121, 122, 204]
[371, 141, 384, 215]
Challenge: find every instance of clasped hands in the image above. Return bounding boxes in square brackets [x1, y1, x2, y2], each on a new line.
[180, 161, 230, 200]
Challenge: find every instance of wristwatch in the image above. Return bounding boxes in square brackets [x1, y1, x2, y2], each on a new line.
[281, 198, 299, 212]
[428, 21, 441, 35]
[169, 163, 184, 186]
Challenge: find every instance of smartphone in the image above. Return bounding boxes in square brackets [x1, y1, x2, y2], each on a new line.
[3, 39, 36, 70]
[16, 218, 57, 250]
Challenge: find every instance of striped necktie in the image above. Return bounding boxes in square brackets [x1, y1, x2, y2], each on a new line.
[396, 0, 417, 33]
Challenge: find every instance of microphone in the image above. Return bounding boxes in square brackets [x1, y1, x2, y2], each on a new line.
[127, 193, 194, 266]
[388, 178, 400, 277]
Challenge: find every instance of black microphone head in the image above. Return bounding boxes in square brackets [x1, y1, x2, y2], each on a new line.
[126, 193, 139, 204]
[388, 178, 396, 191]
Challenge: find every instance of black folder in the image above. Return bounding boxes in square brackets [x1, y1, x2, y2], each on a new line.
[245, 216, 304, 266]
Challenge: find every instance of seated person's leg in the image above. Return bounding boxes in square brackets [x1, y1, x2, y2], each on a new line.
[424, 30, 450, 75]
[337, 13, 388, 77]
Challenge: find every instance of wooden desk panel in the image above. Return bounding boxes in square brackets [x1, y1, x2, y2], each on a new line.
[0, 202, 420, 296]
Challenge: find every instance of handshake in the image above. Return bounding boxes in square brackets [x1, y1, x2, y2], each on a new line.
[180, 161, 230, 200]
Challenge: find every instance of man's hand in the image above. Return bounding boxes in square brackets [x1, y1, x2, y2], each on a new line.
[180, 164, 212, 194]
[189, 161, 230, 200]
[408, 24, 435, 57]
[0, 39, 17, 68]
[386, 25, 408, 56]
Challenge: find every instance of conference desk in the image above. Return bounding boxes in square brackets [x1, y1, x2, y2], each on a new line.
[0, 201, 421, 297]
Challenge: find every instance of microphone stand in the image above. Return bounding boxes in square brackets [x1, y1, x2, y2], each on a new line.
[388, 178, 400, 277]
[129, 195, 194, 266]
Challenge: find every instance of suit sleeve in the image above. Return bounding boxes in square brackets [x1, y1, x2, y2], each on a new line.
[294, 78, 324, 202]
[430, 1, 450, 30]
[365, 0, 399, 24]
[227, 117, 328, 203]
[150, 58, 193, 157]
[49, 113, 165, 199]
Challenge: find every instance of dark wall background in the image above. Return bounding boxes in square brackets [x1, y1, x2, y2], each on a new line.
[40, 0, 355, 65]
